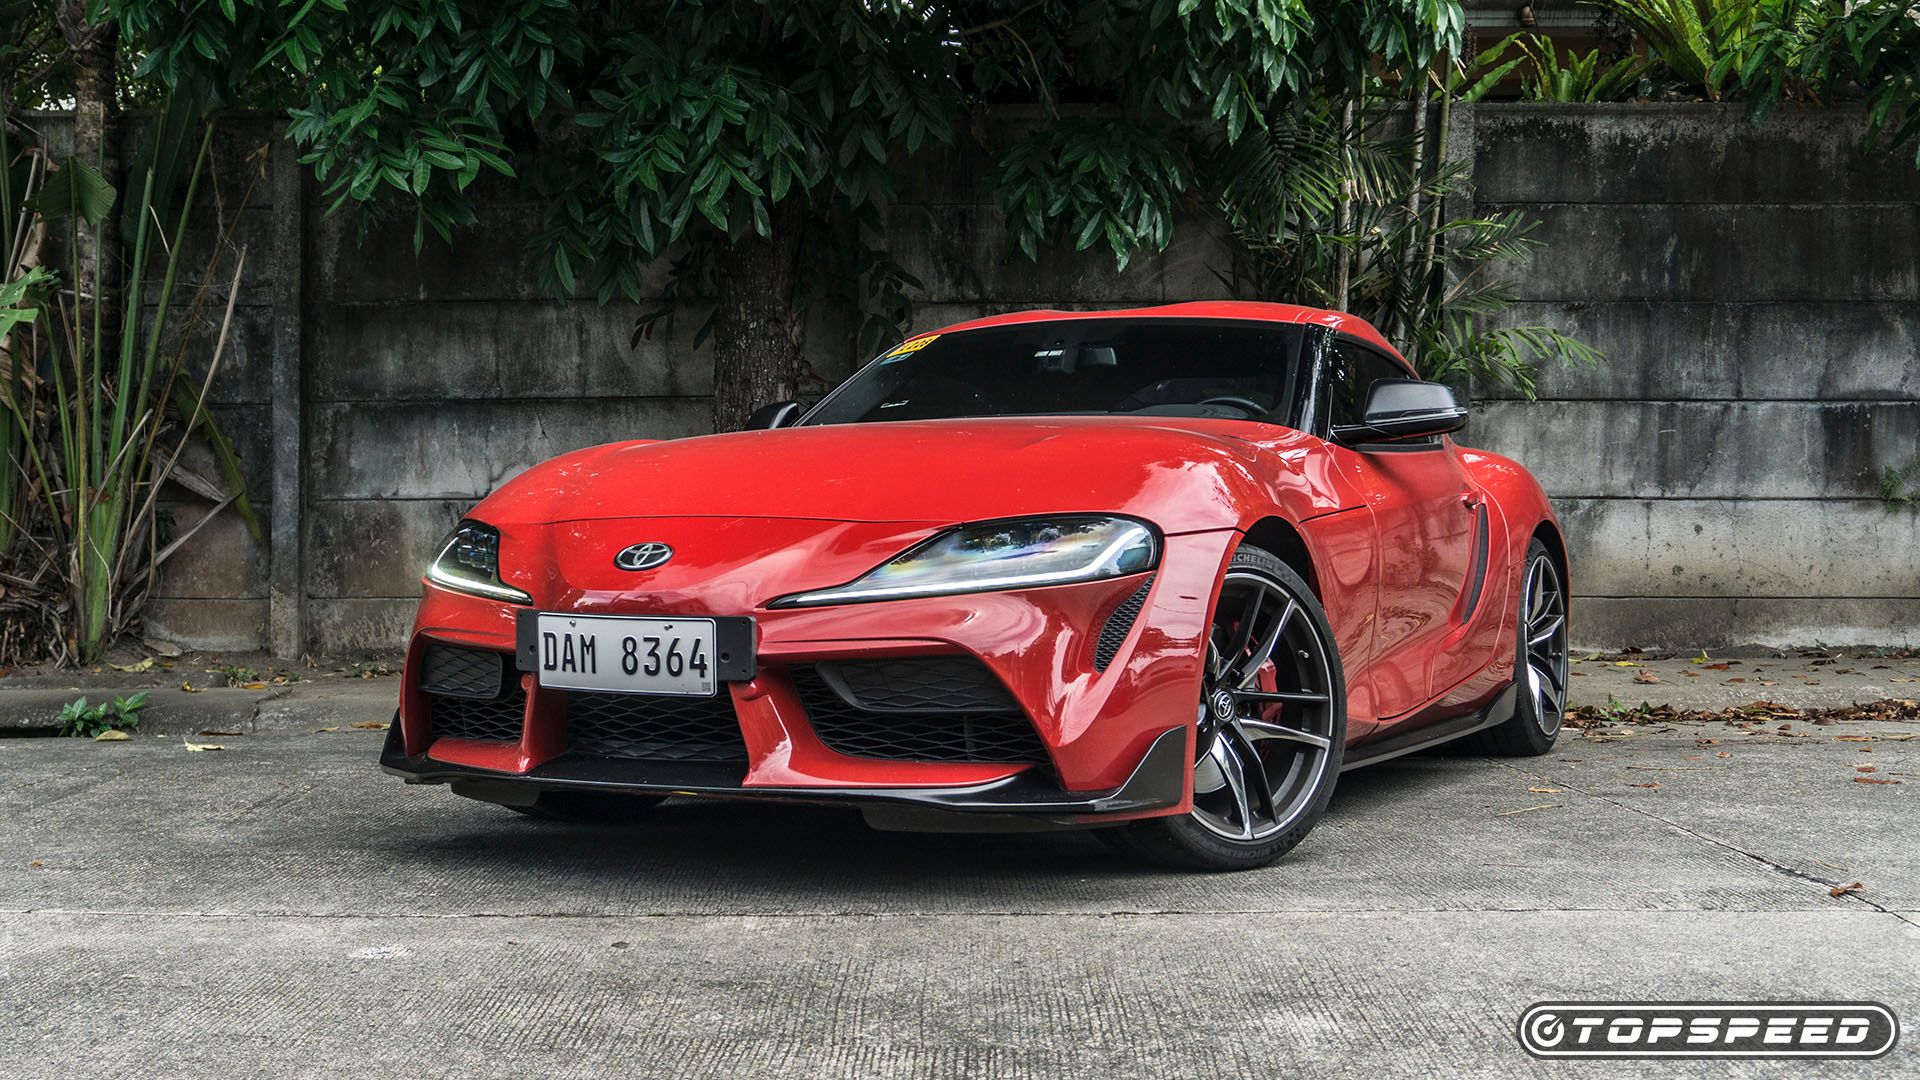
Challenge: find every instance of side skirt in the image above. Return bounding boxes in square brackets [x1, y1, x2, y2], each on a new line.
[1339, 681, 1517, 772]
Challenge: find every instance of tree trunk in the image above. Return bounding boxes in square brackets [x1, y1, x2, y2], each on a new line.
[708, 201, 807, 432]
[57, 1, 118, 662]
[57, 2, 118, 313]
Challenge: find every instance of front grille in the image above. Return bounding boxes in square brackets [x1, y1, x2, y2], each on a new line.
[1094, 575, 1154, 671]
[423, 644, 523, 743]
[792, 660, 1050, 765]
[565, 691, 747, 763]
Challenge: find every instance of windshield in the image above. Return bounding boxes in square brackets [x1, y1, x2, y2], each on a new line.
[803, 319, 1308, 427]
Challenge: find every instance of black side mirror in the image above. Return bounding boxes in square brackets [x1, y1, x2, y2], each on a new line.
[1332, 379, 1467, 444]
[744, 401, 802, 431]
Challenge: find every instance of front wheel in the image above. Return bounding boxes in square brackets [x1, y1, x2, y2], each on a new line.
[1106, 544, 1346, 871]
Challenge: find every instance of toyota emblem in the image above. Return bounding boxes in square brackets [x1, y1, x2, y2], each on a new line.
[613, 542, 674, 571]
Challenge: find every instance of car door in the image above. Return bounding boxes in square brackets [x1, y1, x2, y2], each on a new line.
[1319, 338, 1479, 721]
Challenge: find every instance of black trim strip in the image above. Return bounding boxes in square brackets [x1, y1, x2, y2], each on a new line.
[382, 722, 1189, 821]
[1341, 682, 1517, 771]
[1461, 501, 1490, 623]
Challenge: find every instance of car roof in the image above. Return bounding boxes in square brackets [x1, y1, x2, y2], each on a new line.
[927, 301, 1403, 358]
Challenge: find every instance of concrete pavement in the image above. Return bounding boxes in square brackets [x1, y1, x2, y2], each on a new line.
[2, 712, 1916, 1077]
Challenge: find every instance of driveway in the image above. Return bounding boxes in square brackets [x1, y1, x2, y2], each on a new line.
[1, 704, 1915, 1078]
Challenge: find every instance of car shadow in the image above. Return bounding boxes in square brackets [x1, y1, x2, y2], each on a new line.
[375, 753, 1426, 890]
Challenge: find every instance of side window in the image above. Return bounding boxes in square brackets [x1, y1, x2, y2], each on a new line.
[1327, 342, 1415, 429]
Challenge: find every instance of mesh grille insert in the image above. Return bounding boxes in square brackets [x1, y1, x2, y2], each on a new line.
[427, 684, 525, 743]
[421, 644, 504, 699]
[792, 660, 1049, 765]
[816, 656, 1019, 713]
[1094, 575, 1154, 671]
[565, 691, 747, 763]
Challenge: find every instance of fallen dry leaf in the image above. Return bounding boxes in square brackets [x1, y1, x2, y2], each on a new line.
[1495, 803, 1561, 817]
[349, 721, 390, 730]
[1716, 751, 1733, 758]
[93, 730, 132, 742]
[109, 657, 155, 673]
[240, 681, 268, 690]
[29, 860, 43, 868]
[1627, 782, 1661, 789]
[312, 726, 341, 733]
[1634, 671, 1661, 684]
[1527, 785, 1565, 794]
[182, 740, 226, 752]
[1856, 764, 1878, 773]
[1853, 776, 1901, 785]
[180, 681, 202, 693]
[1830, 882, 1865, 898]
[1835, 735, 1877, 742]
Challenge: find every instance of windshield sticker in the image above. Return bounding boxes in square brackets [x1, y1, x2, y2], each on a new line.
[882, 333, 939, 360]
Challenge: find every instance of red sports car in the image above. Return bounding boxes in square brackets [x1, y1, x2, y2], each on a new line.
[381, 301, 1570, 870]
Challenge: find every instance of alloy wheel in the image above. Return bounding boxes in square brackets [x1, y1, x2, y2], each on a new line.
[1191, 569, 1338, 842]
[1521, 553, 1569, 736]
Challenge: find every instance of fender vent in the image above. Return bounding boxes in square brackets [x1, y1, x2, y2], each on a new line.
[1094, 576, 1154, 671]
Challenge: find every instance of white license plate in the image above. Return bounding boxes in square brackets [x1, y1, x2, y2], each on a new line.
[534, 614, 718, 696]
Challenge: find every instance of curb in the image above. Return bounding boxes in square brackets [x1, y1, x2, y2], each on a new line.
[0, 682, 398, 736]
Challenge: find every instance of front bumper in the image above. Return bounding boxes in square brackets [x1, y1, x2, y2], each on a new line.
[394, 526, 1241, 815]
[380, 720, 1191, 828]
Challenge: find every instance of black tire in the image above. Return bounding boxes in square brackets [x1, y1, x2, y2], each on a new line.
[507, 791, 668, 823]
[1109, 544, 1346, 871]
[1473, 537, 1568, 756]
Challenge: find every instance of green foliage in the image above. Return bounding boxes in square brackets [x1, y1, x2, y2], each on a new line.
[28, 154, 117, 225]
[0, 267, 44, 340]
[1211, 98, 1601, 395]
[1596, 0, 1763, 98]
[0, 108, 258, 662]
[1726, 0, 1920, 165]
[992, 120, 1192, 269]
[1883, 457, 1920, 508]
[1497, 33, 1648, 102]
[104, 0, 1468, 354]
[58, 691, 149, 737]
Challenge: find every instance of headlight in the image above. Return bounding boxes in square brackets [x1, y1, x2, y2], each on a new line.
[426, 520, 532, 604]
[773, 515, 1158, 608]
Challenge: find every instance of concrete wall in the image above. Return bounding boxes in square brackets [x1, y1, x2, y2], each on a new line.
[74, 105, 1916, 653]
[1466, 105, 1920, 647]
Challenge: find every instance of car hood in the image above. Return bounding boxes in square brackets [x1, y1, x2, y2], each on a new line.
[476, 416, 1329, 533]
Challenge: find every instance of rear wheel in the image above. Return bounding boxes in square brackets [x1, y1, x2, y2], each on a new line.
[1107, 544, 1346, 871]
[1474, 537, 1568, 756]
[508, 791, 667, 823]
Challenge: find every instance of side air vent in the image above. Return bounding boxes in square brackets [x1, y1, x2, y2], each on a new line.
[1094, 576, 1154, 671]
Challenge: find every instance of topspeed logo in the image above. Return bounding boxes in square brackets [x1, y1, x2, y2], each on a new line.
[1518, 1002, 1898, 1058]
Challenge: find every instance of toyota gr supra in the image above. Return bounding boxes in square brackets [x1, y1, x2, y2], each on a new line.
[381, 301, 1571, 870]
